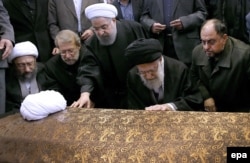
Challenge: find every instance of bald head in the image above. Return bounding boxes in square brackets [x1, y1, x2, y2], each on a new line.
[201, 19, 227, 37]
[200, 19, 228, 57]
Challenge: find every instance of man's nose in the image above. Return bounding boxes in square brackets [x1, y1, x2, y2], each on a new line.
[144, 72, 154, 80]
[24, 65, 32, 72]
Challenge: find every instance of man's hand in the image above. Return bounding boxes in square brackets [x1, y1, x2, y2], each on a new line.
[170, 19, 183, 30]
[0, 38, 13, 60]
[52, 47, 60, 55]
[204, 98, 217, 112]
[145, 104, 174, 111]
[80, 29, 94, 41]
[151, 23, 166, 34]
[70, 92, 95, 108]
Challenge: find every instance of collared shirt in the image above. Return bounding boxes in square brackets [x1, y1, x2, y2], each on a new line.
[118, 0, 134, 21]
[163, 0, 173, 26]
[73, 0, 82, 32]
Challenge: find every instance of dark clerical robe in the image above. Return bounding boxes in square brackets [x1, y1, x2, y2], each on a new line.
[77, 20, 147, 108]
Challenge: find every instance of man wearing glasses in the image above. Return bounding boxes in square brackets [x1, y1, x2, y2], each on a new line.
[191, 19, 250, 112]
[44, 30, 95, 107]
[6, 41, 46, 112]
[125, 38, 202, 111]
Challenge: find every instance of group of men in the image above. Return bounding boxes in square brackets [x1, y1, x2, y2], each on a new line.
[1, 1, 250, 114]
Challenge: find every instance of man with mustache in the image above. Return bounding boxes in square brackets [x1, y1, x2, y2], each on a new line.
[6, 41, 46, 112]
[191, 19, 250, 112]
[125, 38, 202, 111]
[44, 30, 94, 106]
[72, 3, 146, 109]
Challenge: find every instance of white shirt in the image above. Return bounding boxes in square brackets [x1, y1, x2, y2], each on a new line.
[73, 0, 82, 32]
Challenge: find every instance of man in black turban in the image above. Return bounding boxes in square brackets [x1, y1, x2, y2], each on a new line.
[125, 38, 202, 111]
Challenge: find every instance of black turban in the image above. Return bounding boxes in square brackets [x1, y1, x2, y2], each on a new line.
[125, 38, 163, 67]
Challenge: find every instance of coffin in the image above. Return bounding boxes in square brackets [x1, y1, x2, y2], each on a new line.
[0, 108, 249, 162]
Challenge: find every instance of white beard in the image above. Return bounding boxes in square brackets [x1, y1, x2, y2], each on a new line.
[140, 61, 164, 93]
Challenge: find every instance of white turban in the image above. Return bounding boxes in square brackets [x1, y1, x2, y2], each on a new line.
[20, 90, 67, 121]
[85, 3, 118, 20]
[8, 41, 38, 63]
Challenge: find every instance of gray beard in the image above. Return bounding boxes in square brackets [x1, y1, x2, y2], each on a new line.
[140, 62, 164, 93]
[97, 28, 117, 46]
[17, 67, 37, 82]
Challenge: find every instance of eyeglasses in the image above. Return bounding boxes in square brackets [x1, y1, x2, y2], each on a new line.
[137, 64, 159, 76]
[15, 60, 35, 69]
[60, 48, 77, 56]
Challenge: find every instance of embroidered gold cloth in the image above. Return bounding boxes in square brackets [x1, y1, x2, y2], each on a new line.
[0, 108, 249, 162]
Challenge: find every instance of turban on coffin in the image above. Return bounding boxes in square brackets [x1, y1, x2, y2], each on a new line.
[20, 90, 67, 121]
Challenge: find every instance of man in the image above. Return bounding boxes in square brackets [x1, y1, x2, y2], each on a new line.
[44, 30, 95, 106]
[6, 41, 46, 112]
[191, 19, 250, 112]
[140, 0, 207, 66]
[72, 3, 146, 109]
[0, 0, 14, 114]
[125, 38, 202, 111]
[112, 0, 144, 22]
[3, 0, 53, 62]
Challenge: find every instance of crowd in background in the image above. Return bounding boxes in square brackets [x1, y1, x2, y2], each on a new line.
[1, 0, 250, 115]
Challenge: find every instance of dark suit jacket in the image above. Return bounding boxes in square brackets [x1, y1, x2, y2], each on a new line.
[127, 56, 203, 111]
[112, 0, 144, 22]
[6, 63, 47, 112]
[191, 37, 250, 112]
[3, 0, 53, 62]
[48, 0, 103, 40]
[0, 0, 14, 68]
[0, 0, 14, 114]
[140, 0, 207, 64]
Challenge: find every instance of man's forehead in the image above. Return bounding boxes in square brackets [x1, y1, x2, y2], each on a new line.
[14, 55, 36, 62]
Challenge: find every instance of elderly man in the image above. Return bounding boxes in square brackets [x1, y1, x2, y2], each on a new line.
[6, 41, 46, 112]
[125, 38, 202, 111]
[191, 19, 250, 112]
[44, 30, 96, 106]
[72, 3, 146, 109]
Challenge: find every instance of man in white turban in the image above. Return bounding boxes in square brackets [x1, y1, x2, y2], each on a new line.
[72, 3, 147, 109]
[6, 41, 48, 112]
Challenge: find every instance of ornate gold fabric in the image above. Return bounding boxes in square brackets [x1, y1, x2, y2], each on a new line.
[0, 108, 249, 162]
